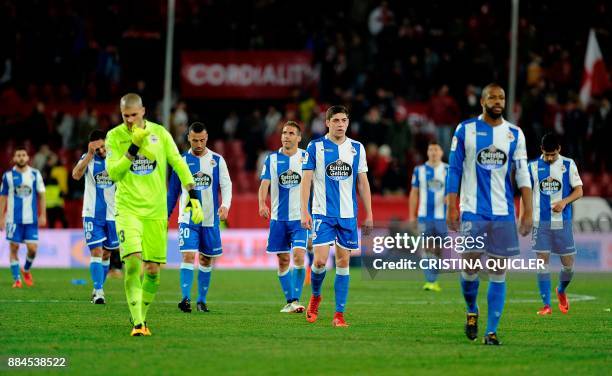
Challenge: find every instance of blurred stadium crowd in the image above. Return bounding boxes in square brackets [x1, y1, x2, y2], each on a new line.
[0, 0, 610, 217]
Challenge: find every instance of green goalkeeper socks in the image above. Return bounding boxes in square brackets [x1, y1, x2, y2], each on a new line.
[124, 256, 144, 326]
[142, 272, 160, 320]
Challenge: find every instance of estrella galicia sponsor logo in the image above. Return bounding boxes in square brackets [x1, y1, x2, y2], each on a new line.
[427, 179, 444, 192]
[15, 184, 32, 197]
[476, 145, 507, 170]
[325, 159, 352, 181]
[193, 171, 212, 190]
[279, 169, 301, 188]
[94, 171, 114, 189]
[130, 155, 157, 175]
[539, 176, 562, 195]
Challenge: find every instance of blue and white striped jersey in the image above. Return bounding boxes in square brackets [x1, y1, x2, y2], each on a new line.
[168, 148, 232, 228]
[411, 162, 448, 220]
[1, 166, 45, 224]
[447, 116, 530, 217]
[529, 155, 582, 224]
[260, 148, 307, 221]
[81, 154, 116, 221]
[304, 135, 368, 218]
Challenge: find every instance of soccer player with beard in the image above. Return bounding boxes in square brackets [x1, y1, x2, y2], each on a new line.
[258, 121, 308, 313]
[447, 83, 533, 345]
[169, 122, 232, 313]
[0, 147, 46, 288]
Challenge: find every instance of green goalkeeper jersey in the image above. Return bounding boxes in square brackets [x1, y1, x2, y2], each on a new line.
[106, 120, 194, 219]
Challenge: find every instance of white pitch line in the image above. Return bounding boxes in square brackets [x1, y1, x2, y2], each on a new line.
[0, 293, 597, 305]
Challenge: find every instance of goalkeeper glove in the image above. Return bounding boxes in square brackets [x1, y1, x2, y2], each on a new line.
[131, 127, 150, 146]
[185, 190, 204, 224]
[126, 127, 156, 161]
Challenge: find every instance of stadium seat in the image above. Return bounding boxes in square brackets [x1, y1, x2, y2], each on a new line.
[581, 172, 594, 188]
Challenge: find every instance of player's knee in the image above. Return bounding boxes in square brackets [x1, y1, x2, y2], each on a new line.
[313, 260, 327, 269]
[183, 252, 195, 264]
[91, 247, 103, 258]
[199, 254, 212, 267]
[144, 262, 160, 275]
[293, 253, 305, 267]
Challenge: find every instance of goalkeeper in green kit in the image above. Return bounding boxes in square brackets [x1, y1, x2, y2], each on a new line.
[106, 93, 204, 336]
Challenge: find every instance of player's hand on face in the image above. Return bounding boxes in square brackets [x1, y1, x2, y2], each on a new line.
[218, 206, 229, 221]
[301, 211, 312, 230]
[87, 140, 101, 154]
[552, 201, 566, 213]
[258, 205, 270, 219]
[446, 206, 460, 232]
[131, 127, 150, 147]
[39, 214, 47, 228]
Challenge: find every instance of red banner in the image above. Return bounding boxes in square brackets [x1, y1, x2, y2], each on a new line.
[181, 51, 318, 99]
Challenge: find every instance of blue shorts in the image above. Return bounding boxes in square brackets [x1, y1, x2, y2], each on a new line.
[179, 223, 222, 257]
[460, 213, 520, 257]
[83, 217, 119, 251]
[418, 219, 448, 237]
[311, 214, 359, 251]
[267, 220, 308, 253]
[6, 223, 38, 244]
[532, 222, 575, 255]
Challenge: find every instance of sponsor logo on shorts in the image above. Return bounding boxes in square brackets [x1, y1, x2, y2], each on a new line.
[326, 159, 352, 181]
[130, 155, 157, 175]
[94, 170, 114, 189]
[427, 179, 444, 192]
[15, 184, 32, 197]
[539, 176, 562, 195]
[476, 145, 507, 170]
[193, 171, 212, 190]
[279, 169, 301, 188]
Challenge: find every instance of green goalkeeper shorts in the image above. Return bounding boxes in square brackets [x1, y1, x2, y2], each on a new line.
[116, 215, 168, 264]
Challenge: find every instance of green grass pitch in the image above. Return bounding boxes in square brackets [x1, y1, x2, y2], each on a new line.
[1, 269, 611, 375]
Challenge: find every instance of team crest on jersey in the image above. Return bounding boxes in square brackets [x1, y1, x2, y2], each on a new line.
[507, 131, 515, 142]
[149, 134, 159, 144]
[130, 155, 157, 175]
[301, 152, 309, 165]
[193, 171, 212, 190]
[351, 146, 357, 155]
[14, 184, 32, 197]
[476, 145, 507, 170]
[539, 176, 562, 195]
[560, 165, 566, 173]
[94, 171, 114, 189]
[326, 159, 352, 181]
[427, 179, 444, 192]
[210, 159, 217, 167]
[279, 169, 301, 188]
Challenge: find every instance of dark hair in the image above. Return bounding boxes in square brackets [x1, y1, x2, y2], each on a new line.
[89, 129, 106, 142]
[283, 121, 301, 134]
[14, 145, 27, 154]
[541, 133, 560, 152]
[482, 83, 504, 97]
[428, 140, 442, 147]
[189, 122, 207, 133]
[325, 105, 349, 120]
